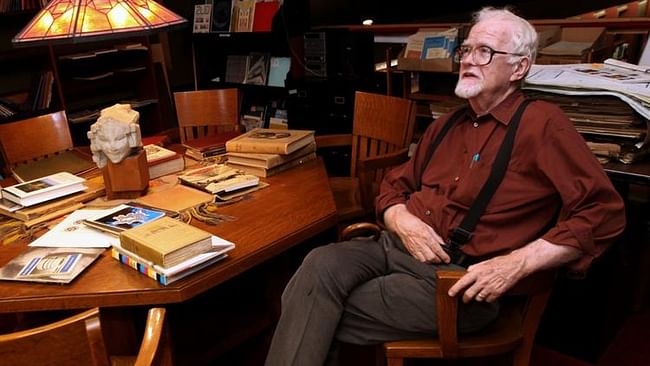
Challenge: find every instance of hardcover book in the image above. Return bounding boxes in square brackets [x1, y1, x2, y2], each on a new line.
[227, 151, 316, 177]
[1, 172, 87, 207]
[0, 247, 104, 284]
[225, 128, 315, 155]
[111, 235, 235, 285]
[226, 141, 316, 169]
[145, 144, 185, 179]
[119, 217, 213, 268]
[83, 204, 166, 235]
[182, 131, 242, 160]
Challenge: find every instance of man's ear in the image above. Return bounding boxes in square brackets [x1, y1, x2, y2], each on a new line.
[510, 57, 530, 82]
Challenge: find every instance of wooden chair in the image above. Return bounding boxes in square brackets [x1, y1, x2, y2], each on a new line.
[0, 110, 73, 176]
[316, 91, 416, 226]
[0, 307, 170, 366]
[341, 223, 557, 366]
[173, 88, 242, 143]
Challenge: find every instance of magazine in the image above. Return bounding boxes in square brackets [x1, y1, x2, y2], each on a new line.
[0, 247, 104, 284]
[83, 204, 166, 235]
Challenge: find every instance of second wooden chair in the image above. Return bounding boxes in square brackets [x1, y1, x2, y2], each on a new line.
[173, 88, 241, 143]
[316, 91, 416, 227]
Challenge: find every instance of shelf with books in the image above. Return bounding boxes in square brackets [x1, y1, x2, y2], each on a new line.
[192, 31, 293, 130]
[0, 14, 60, 123]
[51, 37, 164, 144]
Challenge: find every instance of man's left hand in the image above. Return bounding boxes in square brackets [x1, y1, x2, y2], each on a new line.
[447, 254, 527, 303]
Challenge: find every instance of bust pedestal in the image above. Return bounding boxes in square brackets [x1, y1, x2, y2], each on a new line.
[102, 150, 149, 200]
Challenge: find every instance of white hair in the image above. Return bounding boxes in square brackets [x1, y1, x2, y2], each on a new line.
[473, 7, 538, 64]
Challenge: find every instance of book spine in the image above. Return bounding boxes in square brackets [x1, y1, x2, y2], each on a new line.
[111, 248, 167, 285]
[119, 233, 166, 267]
[226, 139, 289, 154]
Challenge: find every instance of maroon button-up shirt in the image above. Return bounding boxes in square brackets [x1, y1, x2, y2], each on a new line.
[376, 91, 625, 271]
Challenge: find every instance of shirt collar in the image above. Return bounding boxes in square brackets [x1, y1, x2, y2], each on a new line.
[467, 90, 526, 126]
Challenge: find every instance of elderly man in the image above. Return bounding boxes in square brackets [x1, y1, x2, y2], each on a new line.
[265, 7, 625, 366]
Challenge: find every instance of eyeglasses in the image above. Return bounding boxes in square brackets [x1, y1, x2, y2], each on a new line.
[453, 45, 525, 66]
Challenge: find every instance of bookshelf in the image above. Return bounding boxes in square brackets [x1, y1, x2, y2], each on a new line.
[1, 13, 166, 145]
[192, 31, 293, 129]
[52, 37, 164, 145]
[0, 11, 60, 122]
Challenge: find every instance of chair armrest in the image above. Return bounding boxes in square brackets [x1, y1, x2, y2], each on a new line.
[357, 147, 410, 172]
[435, 270, 466, 358]
[134, 308, 171, 366]
[315, 134, 353, 148]
[340, 222, 382, 241]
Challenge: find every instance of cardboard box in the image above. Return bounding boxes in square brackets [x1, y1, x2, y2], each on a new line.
[397, 26, 465, 73]
[535, 25, 561, 50]
[537, 27, 607, 64]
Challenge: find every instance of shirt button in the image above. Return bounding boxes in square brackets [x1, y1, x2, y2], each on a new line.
[454, 176, 460, 181]
[425, 210, 431, 216]
[473, 122, 479, 128]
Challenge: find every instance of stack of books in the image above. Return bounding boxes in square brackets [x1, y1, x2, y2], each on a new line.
[1, 172, 87, 207]
[111, 216, 235, 285]
[225, 128, 316, 177]
[182, 131, 241, 161]
[144, 144, 185, 179]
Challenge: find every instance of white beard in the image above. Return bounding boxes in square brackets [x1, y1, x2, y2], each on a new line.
[455, 78, 483, 99]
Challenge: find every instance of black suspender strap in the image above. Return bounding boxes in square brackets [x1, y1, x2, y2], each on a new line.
[444, 99, 534, 264]
[417, 107, 467, 190]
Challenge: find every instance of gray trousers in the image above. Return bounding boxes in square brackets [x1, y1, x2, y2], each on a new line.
[265, 231, 499, 366]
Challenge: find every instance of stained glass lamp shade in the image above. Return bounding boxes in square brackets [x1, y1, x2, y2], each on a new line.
[13, 0, 187, 46]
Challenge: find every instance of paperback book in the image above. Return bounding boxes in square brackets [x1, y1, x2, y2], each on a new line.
[1, 172, 87, 207]
[0, 247, 104, 284]
[111, 236, 235, 285]
[83, 203, 166, 235]
[177, 163, 260, 196]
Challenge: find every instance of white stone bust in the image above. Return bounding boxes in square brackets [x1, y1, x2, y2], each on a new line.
[87, 104, 142, 168]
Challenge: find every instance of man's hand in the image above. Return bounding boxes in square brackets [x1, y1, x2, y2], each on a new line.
[384, 204, 450, 263]
[448, 238, 582, 303]
[448, 254, 527, 303]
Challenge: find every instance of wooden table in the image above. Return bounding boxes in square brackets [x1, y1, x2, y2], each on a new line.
[0, 159, 337, 313]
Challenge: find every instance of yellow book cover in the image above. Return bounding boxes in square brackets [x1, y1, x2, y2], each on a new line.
[225, 128, 315, 155]
[119, 217, 212, 268]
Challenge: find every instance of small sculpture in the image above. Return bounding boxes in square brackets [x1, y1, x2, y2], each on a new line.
[87, 104, 149, 199]
[88, 104, 142, 168]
